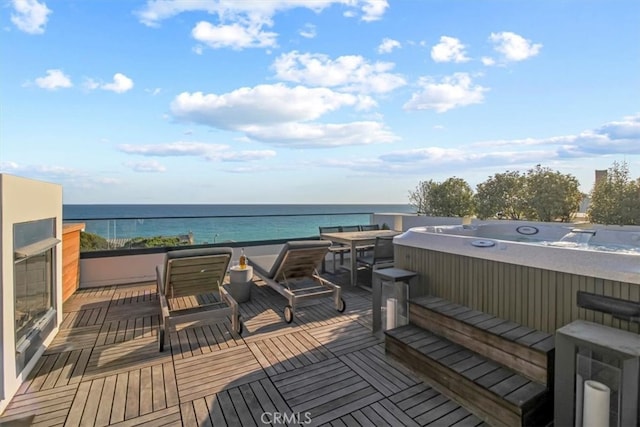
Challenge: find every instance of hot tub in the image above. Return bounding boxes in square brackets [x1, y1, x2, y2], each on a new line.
[393, 221, 640, 334]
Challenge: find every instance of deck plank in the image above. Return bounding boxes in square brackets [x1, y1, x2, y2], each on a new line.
[1, 277, 504, 427]
[0, 383, 76, 426]
[109, 405, 182, 427]
[248, 330, 332, 376]
[173, 344, 266, 402]
[339, 344, 418, 396]
[83, 336, 172, 380]
[307, 321, 381, 356]
[45, 325, 101, 353]
[269, 357, 384, 425]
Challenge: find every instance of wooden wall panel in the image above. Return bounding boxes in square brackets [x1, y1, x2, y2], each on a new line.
[62, 223, 84, 303]
[395, 245, 640, 334]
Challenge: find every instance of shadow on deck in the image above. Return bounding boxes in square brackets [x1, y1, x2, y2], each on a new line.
[0, 268, 485, 427]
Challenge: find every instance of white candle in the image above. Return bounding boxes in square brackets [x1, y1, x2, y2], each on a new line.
[386, 298, 397, 330]
[575, 374, 583, 427]
[582, 380, 610, 427]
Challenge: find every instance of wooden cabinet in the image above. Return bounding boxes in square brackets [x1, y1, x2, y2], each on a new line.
[62, 223, 84, 302]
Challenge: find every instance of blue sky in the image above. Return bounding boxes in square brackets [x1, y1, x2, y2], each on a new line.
[1, 0, 639, 204]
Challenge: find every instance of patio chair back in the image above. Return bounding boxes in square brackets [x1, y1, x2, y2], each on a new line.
[251, 240, 331, 282]
[161, 247, 232, 298]
[372, 236, 395, 265]
[319, 226, 341, 234]
[340, 225, 360, 232]
[359, 224, 380, 231]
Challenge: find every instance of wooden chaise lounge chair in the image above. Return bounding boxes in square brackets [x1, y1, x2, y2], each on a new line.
[249, 240, 346, 323]
[156, 247, 241, 351]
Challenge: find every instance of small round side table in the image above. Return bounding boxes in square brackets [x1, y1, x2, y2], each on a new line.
[228, 265, 253, 303]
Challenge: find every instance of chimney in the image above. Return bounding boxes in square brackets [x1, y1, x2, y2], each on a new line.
[594, 170, 607, 185]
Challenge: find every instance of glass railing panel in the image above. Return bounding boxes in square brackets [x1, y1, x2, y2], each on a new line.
[64, 213, 376, 252]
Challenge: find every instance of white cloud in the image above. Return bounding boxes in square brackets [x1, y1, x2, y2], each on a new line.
[241, 121, 399, 148]
[378, 38, 401, 54]
[10, 0, 51, 34]
[272, 51, 406, 94]
[0, 161, 20, 171]
[102, 73, 134, 93]
[170, 84, 374, 129]
[371, 147, 556, 175]
[184, 1, 387, 51]
[124, 160, 167, 173]
[94, 177, 122, 185]
[192, 20, 278, 50]
[137, 1, 388, 26]
[0, 161, 82, 177]
[381, 147, 464, 163]
[145, 87, 162, 96]
[360, 0, 388, 22]
[221, 150, 277, 162]
[596, 113, 640, 140]
[342, 114, 640, 177]
[486, 32, 542, 64]
[404, 73, 488, 113]
[34, 69, 72, 90]
[118, 141, 276, 162]
[430, 36, 470, 63]
[119, 141, 227, 157]
[83, 78, 100, 90]
[84, 73, 134, 93]
[137, 0, 386, 52]
[299, 23, 317, 39]
[0, 161, 124, 190]
[168, 84, 397, 148]
[475, 114, 640, 158]
[481, 57, 495, 66]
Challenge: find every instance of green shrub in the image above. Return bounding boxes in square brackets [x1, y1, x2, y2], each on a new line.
[80, 231, 110, 251]
[124, 236, 185, 248]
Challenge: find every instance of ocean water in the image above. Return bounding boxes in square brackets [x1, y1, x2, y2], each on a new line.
[64, 204, 415, 244]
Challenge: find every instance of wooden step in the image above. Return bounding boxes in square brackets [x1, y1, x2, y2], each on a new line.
[386, 324, 553, 427]
[410, 296, 555, 387]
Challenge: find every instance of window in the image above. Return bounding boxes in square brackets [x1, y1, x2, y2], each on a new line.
[14, 251, 53, 343]
[13, 218, 57, 349]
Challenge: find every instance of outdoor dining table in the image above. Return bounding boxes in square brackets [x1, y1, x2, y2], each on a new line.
[320, 229, 402, 287]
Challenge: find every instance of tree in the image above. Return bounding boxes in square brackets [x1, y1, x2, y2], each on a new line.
[526, 165, 584, 222]
[474, 171, 529, 220]
[588, 161, 640, 225]
[432, 177, 475, 217]
[526, 165, 583, 222]
[409, 177, 474, 217]
[409, 180, 438, 215]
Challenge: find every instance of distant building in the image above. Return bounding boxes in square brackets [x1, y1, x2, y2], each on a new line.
[577, 169, 608, 219]
[179, 231, 195, 245]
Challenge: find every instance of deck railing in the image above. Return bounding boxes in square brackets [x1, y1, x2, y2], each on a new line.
[63, 211, 378, 253]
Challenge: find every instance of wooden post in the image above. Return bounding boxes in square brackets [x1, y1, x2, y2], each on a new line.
[62, 223, 84, 302]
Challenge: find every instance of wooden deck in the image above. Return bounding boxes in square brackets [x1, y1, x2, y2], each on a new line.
[0, 271, 486, 427]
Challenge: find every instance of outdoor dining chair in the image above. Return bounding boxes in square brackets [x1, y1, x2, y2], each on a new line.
[356, 235, 395, 284]
[319, 226, 351, 273]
